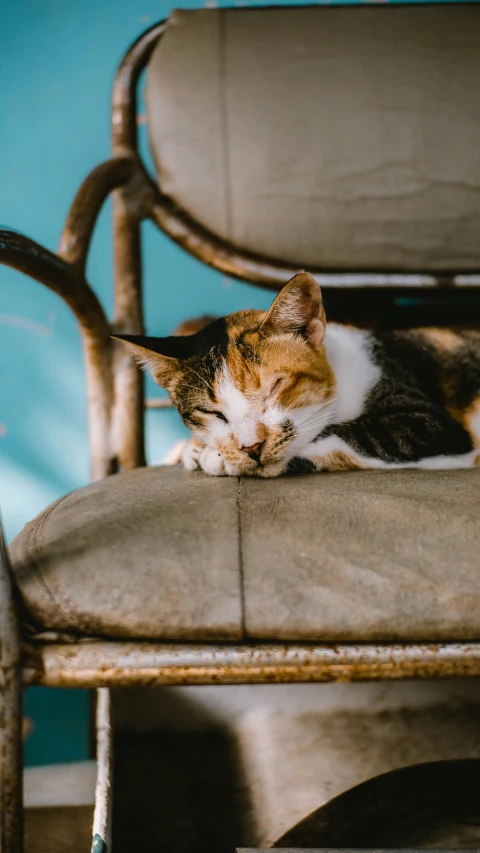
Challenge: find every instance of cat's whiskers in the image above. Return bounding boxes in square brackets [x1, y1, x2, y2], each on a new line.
[296, 405, 338, 426]
[294, 391, 337, 413]
[293, 412, 339, 444]
[185, 366, 212, 392]
[293, 399, 338, 430]
[179, 382, 209, 394]
[293, 414, 327, 431]
[294, 426, 338, 451]
[294, 402, 333, 425]
[294, 428, 333, 448]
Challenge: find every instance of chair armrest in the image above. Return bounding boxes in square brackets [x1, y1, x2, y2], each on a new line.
[59, 156, 136, 272]
[0, 228, 114, 479]
[1, 157, 141, 479]
[1, 156, 136, 342]
[0, 228, 108, 342]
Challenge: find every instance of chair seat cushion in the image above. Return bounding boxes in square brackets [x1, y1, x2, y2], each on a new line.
[9, 466, 480, 642]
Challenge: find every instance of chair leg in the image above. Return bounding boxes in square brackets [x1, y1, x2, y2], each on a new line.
[0, 663, 23, 853]
[0, 516, 23, 853]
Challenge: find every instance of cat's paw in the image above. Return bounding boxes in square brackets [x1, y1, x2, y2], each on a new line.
[181, 437, 204, 471]
[181, 439, 226, 475]
[199, 446, 226, 476]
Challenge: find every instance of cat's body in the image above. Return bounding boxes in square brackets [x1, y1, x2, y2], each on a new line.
[116, 273, 480, 478]
[296, 323, 480, 473]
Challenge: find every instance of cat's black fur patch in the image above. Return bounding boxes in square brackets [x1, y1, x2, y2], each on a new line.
[116, 320, 230, 421]
[115, 317, 229, 362]
[321, 330, 474, 463]
[286, 456, 317, 475]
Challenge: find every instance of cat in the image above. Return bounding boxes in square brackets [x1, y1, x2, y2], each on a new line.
[114, 271, 480, 478]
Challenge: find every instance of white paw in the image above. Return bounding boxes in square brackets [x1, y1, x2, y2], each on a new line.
[182, 439, 203, 471]
[199, 447, 226, 476]
[224, 462, 242, 476]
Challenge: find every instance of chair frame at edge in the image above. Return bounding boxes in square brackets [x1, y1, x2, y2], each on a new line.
[2, 18, 480, 853]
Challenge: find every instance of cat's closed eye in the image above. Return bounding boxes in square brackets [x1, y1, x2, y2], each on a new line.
[196, 407, 229, 423]
[270, 375, 285, 394]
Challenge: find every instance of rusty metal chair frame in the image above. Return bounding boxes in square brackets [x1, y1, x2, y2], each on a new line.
[2, 18, 480, 853]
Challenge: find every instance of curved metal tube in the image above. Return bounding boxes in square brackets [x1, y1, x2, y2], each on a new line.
[59, 156, 136, 273]
[112, 21, 166, 152]
[145, 180, 473, 292]
[116, 19, 480, 292]
[109, 22, 167, 471]
[0, 230, 114, 480]
[146, 182, 311, 291]
[0, 230, 108, 339]
[0, 515, 23, 853]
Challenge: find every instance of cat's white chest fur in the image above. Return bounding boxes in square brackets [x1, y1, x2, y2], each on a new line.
[323, 324, 380, 424]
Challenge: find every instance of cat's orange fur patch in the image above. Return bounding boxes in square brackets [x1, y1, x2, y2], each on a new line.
[464, 397, 480, 447]
[313, 450, 369, 472]
[447, 395, 480, 445]
[420, 328, 462, 350]
[216, 314, 335, 411]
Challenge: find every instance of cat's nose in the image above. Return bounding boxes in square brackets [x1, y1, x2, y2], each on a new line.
[241, 441, 264, 462]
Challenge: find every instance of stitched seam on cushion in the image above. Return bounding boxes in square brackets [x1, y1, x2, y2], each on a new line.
[27, 494, 97, 630]
[236, 477, 246, 639]
[218, 9, 233, 241]
[21, 497, 69, 619]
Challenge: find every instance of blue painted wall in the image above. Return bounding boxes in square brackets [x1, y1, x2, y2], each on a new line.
[0, 0, 281, 547]
[0, 0, 281, 768]
[1, 0, 472, 765]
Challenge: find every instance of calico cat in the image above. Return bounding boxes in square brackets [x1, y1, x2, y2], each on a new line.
[115, 272, 480, 478]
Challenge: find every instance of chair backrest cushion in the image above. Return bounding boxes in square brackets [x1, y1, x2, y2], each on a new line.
[146, 6, 480, 272]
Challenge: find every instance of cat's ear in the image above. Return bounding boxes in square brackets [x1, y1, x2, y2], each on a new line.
[262, 271, 326, 346]
[112, 334, 183, 389]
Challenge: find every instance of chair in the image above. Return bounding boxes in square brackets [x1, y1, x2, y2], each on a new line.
[2, 6, 480, 852]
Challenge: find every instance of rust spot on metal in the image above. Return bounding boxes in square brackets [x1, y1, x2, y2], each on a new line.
[20, 641, 480, 689]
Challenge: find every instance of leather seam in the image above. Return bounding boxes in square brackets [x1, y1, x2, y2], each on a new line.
[26, 494, 97, 631]
[21, 497, 69, 622]
[236, 477, 246, 639]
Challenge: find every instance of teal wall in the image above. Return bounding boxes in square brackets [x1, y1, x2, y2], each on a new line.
[0, 0, 279, 768]
[0, 0, 472, 766]
[0, 0, 281, 547]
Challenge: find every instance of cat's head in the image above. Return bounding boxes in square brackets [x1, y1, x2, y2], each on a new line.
[115, 272, 335, 477]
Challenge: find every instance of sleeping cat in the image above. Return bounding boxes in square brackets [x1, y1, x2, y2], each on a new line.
[115, 271, 480, 477]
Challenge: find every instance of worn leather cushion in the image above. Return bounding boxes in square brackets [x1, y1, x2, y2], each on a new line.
[146, 6, 480, 271]
[9, 466, 480, 641]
